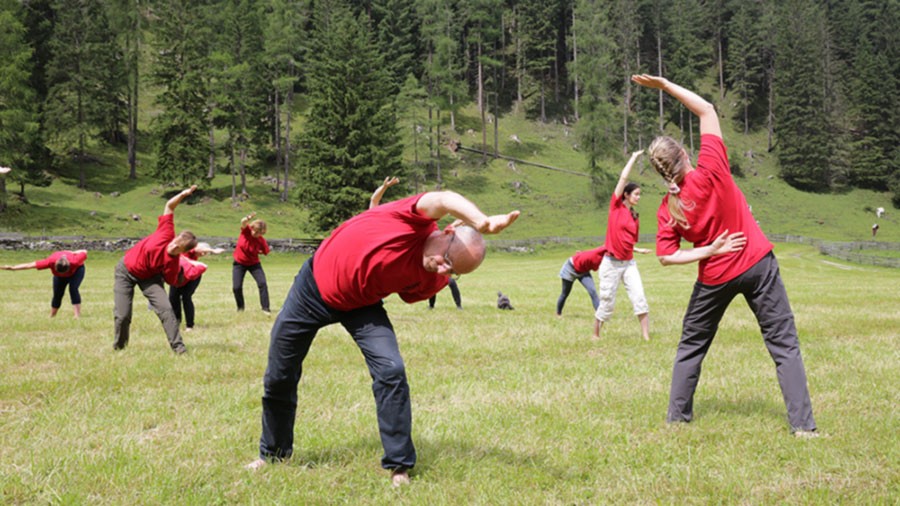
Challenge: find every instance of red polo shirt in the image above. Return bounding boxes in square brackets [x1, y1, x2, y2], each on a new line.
[605, 193, 639, 261]
[174, 255, 207, 287]
[571, 246, 607, 273]
[313, 193, 449, 311]
[123, 214, 181, 285]
[233, 227, 270, 266]
[35, 250, 87, 277]
[656, 134, 773, 285]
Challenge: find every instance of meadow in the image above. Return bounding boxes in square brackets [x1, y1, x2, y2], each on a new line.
[1, 243, 897, 504]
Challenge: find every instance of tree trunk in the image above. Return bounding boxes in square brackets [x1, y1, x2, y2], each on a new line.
[282, 65, 294, 203]
[274, 88, 281, 192]
[493, 92, 499, 157]
[240, 144, 247, 196]
[657, 26, 664, 132]
[207, 124, 216, 179]
[230, 139, 237, 201]
[478, 42, 486, 164]
[127, 6, 139, 180]
[77, 87, 86, 189]
[572, 6, 579, 121]
[767, 67, 774, 151]
[435, 108, 442, 188]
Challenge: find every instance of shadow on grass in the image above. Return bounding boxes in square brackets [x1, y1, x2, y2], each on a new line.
[695, 396, 785, 422]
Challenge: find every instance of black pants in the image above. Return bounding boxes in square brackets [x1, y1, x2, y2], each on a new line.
[169, 276, 202, 328]
[259, 258, 415, 470]
[428, 278, 461, 308]
[233, 262, 269, 311]
[51, 265, 85, 308]
[667, 252, 816, 432]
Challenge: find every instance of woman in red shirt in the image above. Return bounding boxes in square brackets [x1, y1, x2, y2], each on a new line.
[233, 212, 271, 314]
[169, 242, 224, 331]
[633, 74, 816, 436]
[593, 150, 652, 341]
[2, 249, 88, 318]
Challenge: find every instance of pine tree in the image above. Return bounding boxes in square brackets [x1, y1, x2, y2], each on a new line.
[44, 0, 124, 188]
[150, 0, 210, 187]
[298, 4, 403, 231]
[726, 0, 764, 135]
[773, 0, 832, 192]
[0, 1, 41, 211]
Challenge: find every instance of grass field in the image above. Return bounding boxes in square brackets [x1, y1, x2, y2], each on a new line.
[1, 243, 897, 504]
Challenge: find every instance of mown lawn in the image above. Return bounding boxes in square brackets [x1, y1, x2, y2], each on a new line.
[0, 243, 897, 504]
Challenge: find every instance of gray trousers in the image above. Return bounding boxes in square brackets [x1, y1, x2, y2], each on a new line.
[113, 259, 185, 353]
[667, 252, 816, 432]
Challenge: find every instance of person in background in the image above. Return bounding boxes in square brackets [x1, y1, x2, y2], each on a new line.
[556, 246, 605, 317]
[633, 73, 817, 437]
[169, 242, 225, 331]
[428, 277, 462, 310]
[593, 150, 653, 341]
[2, 249, 88, 318]
[233, 212, 271, 314]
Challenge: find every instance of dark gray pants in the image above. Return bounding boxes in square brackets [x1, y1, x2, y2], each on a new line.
[667, 252, 816, 432]
[233, 262, 270, 311]
[259, 258, 415, 470]
[113, 259, 185, 353]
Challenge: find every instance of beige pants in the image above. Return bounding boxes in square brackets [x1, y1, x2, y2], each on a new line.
[595, 256, 649, 322]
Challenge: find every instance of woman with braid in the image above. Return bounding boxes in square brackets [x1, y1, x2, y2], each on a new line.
[632, 74, 816, 436]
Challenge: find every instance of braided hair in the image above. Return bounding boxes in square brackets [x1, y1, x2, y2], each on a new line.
[648, 136, 695, 229]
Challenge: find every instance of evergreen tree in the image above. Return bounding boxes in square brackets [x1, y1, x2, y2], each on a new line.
[773, 0, 832, 192]
[150, 0, 210, 187]
[571, 0, 617, 174]
[0, 1, 41, 211]
[44, 0, 124, 188]
[263, 0, 310, 201]
[725, 0, 764, 134]
[371, 0, 420, 94]
[298, 5, 402, 231]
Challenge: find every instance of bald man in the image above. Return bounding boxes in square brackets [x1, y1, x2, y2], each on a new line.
[247, 191, 519, 486]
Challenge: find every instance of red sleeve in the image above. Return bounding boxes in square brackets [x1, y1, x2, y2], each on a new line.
[70, 251, 87, 269]
[34, 255, 55, 270]
[655, 200, 682, 256]
[260, 237, 270, 255]
[696, 134, 730, 179]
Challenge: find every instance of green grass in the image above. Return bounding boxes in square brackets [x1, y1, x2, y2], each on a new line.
[1, 244, 897, 504]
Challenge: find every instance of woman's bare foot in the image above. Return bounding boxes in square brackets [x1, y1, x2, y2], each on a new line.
[245, 458, 267, 471]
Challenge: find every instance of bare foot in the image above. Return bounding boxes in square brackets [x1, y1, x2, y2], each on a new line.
[591, 334, 600, 341]
[391, 468, 410, 487]
[245, 458, 267, 471]
[643, 335, 650, 341]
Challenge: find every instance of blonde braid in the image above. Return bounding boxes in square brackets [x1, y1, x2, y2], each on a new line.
[648, 136, 694, 229]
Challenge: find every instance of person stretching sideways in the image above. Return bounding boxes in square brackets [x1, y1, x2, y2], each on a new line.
[2, 249, 88, 318]
[593, 150, 652, 341]
[233, 212, 271, 314]
[169, 242, 225, 331]
[113, 185, 198, 354]
[632, 74, 817, 437]
[245, 191, 519, 486]
[556, 246, 606, 317]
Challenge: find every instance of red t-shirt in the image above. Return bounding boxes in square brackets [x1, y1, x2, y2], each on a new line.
[173, 255, 207, 287]
[313, 193, 449, 311]
[656, 134, 773, 285]
[233, 227, 270, 266]
[35, 250, 87, 277]
[571, 246, 607, 273]
[123, 214, 180, 284]
[605, 192, 639, 261]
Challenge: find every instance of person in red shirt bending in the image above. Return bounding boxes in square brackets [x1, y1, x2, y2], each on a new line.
[245, 191, 519, 486]
[113, 186, 198, 354]
[633, 74, 817, 437]
[593, 150, 653, 341]
[168, 242, 225, 332]
[2, 249, 88, 318]
[233, 212, 271, 314]
[556, 246, 606, 317]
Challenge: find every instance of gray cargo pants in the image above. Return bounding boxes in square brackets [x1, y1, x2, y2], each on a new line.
[113, 259, 186, 353]
[667, 252, 816, 432]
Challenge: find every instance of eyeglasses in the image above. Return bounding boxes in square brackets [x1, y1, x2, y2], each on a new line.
[442, 233, 461, 280]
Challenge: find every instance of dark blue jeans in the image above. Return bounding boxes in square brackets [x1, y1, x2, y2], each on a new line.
[667, 252, 816, 432]
[51, 265, 85, 308]
[259, 258, 415, 470]
[169, 276, 202, 328]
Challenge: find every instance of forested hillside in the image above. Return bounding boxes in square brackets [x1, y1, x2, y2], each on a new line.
[0, 0, 897, 234]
